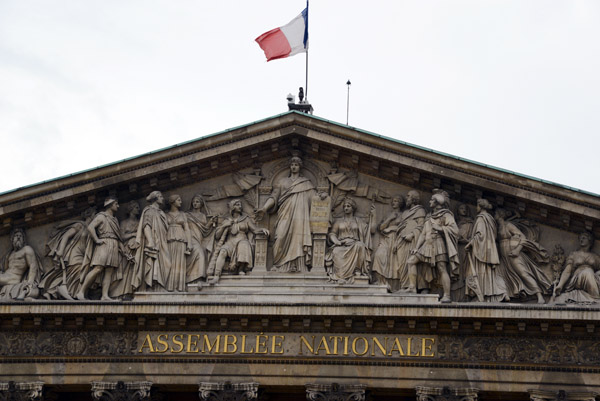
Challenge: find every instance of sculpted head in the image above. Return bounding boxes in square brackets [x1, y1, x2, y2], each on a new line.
[10, 228, 26, 251]
[82, 207, 97, 221]
[127, 201, 140, 216]
[342, 197, 357, 214]
[191, 194, 204, 211]
[579, 231, 595, 250]
[495, 208, 508, 221]
[476, 198, 493, 212]
[228, 199, 243, 214]
[457, 203, 470, 216]
[406, 190, 420, 207]
[146, 191, 164, 206]
[168, 194, 182, 209]
[430, 190, 450, 209]
[104, 197, 119, 212]
[391, 195, 405, 210]
[289, 156, 303, 174]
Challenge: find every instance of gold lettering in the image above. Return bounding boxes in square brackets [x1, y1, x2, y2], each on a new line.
[329, 336, 343, 355]
[352, 337, 368, 356]
[407, 337, 420, 356]
[187, 334, 200, 353]
[255, 334, 268, 354]
[271, 335, 285, 354]
[202, 335, 221, 354]
[299, 335, 315, 355]
[241, 335, 254, 354]
[155, 334, 169, 353]
[171, 334, 184, 353]
[139, 334, 154, 353]
[223, 335, 238, 354]
[371, 337, 388, 356]
[388, 337, 405, 356]
[316, 336, 332, 355]
[421, 338, 435, 357]
[343, 336, 349, 356]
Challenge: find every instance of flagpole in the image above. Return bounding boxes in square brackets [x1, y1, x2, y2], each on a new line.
[305, 51, 309, 101]
[305, 0, 309, 101]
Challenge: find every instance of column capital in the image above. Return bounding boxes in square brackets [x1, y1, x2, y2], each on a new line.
[305, 383, 367, 401]
[199, 382, 259, 401]
[0, 381, 44, 401]
[91, 381, 153, 401]
[415, 386, 479, 401]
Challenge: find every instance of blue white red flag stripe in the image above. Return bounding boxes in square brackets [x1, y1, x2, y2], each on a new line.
[255, 6, 308, 62]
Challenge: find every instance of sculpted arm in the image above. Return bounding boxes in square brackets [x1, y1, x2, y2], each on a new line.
[554, 257, 573, 294]
[121, 225, 136, 243]
[465, 226, 481, 252]
[507, 223, 525, 256]
[255, 188, 280, 221]
[24, 247, 40, 283]
[248, 218, 269, 237]
[215, 219, 232, 240]
[55, 227, 79, 258]
[183, 214, 192, 250]
[143, 224, 155, 249]
[410, 225, 426, 254]
[369, 204, 376, 235]
[87, 216, 103, 245]
[328, 221, 342, 246]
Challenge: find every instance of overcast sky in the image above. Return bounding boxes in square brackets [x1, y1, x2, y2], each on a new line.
[1, 1, 599, 196]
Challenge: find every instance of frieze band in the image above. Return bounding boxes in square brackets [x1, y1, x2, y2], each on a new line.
[0, 156, 598, 305]
[2, 330, 600, 367]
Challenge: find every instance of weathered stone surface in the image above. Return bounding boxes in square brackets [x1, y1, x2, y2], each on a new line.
[0, 111, 599, 397]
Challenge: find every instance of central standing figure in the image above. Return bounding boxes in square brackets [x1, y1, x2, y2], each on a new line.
[255, 156, 318, 272]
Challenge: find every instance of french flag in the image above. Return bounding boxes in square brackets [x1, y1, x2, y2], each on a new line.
[255, 5, 308, 62]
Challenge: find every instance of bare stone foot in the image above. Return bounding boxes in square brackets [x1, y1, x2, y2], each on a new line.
[207, 276, 219, 285]
[399, 287, 417, 294]
[440, 295, 452, 303]
[75, 292, 86, 301]
[101, 296, 115, 301]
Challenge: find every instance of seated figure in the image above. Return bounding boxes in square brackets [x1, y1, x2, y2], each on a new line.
[325, 197, 375, 284]
[554, 231, 600, 303]
[207, 199, 268, 284]
[0, 228, 42, 300]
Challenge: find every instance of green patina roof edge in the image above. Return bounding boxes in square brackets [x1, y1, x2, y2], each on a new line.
[1, 110, 598, 198]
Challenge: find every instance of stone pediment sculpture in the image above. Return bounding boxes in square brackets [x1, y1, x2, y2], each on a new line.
[0, 111, 598, 305]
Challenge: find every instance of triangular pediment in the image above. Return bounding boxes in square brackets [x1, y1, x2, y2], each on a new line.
[1, 111, 598, 235]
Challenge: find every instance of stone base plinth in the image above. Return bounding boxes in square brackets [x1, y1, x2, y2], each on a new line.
[132, 274, 440, 305]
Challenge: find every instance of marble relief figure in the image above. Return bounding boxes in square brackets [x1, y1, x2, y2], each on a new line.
[255, 156, 320, 272]
[165, 194, 192, 292]
[452, 203, 474, 301]
[495, 208, 551, 303]
[3, 156, 593, 306]
[108, 201, 140, 299]
[372, 195, 405, 289]
[326, 197, 375, 284]
[186, 194, 217, 285]
[76, 198, 125, 301]
[40, 207, 96, 300]
[404, 190, 459, 303]
[207, 199, 269, 284]
[0, 228, 42, 300]
[132, 191, 171, 291]
[464, 199, 509, 302]
[554, 231, 600, 303]
[392, 190, 426, 292]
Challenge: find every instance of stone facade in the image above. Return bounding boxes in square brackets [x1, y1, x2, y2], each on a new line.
[0, 111, 599, 400]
